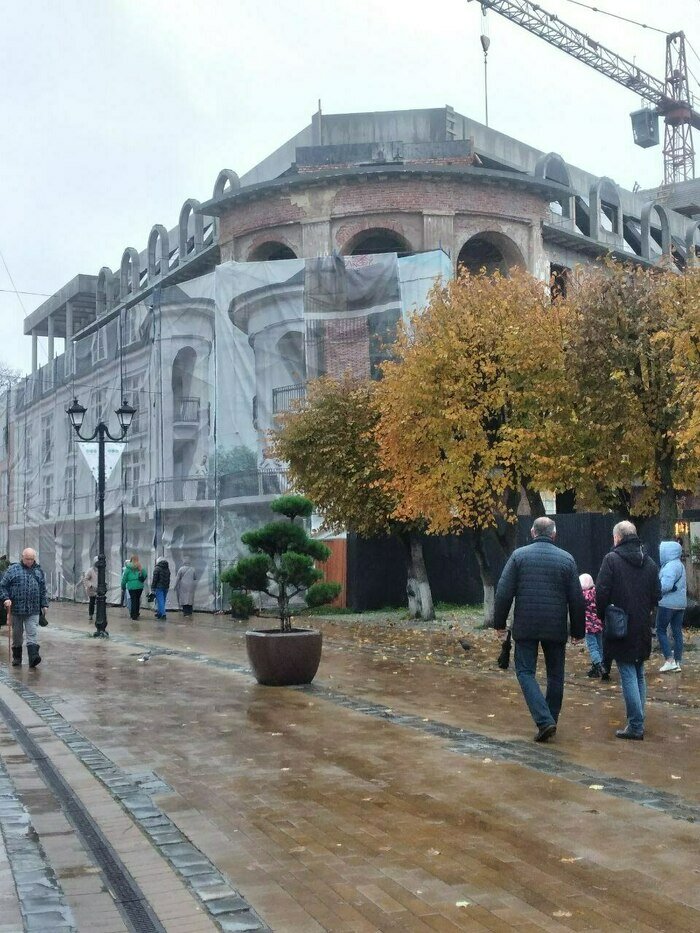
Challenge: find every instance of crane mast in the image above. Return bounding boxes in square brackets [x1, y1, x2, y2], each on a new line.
[469, 0, 698, 184]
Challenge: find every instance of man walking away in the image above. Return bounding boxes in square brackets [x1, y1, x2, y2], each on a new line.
[596, 521, 660, 740]
[0, 548, 48, 668]
[494, 517, 585, 742]
[150, 558, 171, 621]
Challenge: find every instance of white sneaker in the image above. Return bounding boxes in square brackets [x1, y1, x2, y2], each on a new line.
[659, 659, 678, 673]
[673, 663, 681, 673]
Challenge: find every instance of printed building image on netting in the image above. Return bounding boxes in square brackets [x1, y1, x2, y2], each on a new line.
[1, 251, 451, 610]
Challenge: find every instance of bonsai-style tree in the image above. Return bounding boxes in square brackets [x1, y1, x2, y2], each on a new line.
[221, 495, 341, 631]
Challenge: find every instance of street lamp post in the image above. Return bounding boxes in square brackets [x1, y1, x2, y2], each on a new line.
[66, 397, 137, 637]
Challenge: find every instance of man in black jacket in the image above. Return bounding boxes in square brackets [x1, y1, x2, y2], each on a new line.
[596, 521, 660, 740]
[494, 517, 585, 742]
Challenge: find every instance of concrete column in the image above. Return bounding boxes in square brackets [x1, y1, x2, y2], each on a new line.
[65, 301, 74, 369]
[47, 314, 55, 361]
[31, 330, 38, 373]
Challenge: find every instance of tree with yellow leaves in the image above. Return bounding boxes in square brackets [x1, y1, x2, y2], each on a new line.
[548, 260, 700, 537]
[272, 375, 436, 620]
[374, 268, 559, 622]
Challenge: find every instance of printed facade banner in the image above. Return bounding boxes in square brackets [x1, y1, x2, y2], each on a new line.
[0, 251, 452, 609]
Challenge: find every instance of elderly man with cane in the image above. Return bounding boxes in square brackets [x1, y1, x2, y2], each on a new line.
[0, 548, 48, 668]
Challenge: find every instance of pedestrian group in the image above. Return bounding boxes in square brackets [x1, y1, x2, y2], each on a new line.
[495, 518, 686, 742]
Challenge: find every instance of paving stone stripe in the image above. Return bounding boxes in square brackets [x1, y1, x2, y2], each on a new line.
[0, 669, 270, 933]
[0, 737, 76, 933]
[13, 627, 700, 826]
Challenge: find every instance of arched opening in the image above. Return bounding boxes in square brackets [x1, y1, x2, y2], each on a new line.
[120, 248, 141, 299]
[147, 224, 170, 280]
[272, 330, 306, 414]
[345, 228, 412, 256]
[641, 201, 671, 261]
[457, 232, 525, 276]
[96, 266, 115, 316]
[179, 199, 203, 260]
[172, 346, 197, 409]
[213, 169, 240, 199]
[589, 177, 622, 240]
[249, 241, 298, 261]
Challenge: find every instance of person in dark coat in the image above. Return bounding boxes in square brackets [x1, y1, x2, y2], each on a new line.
[494, 517, 586, 742]
[151, 558, 171, 620]
[595, 521, 661, 740]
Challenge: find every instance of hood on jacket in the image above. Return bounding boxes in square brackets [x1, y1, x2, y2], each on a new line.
[659, 540, 682, 565]
[156, 557, 169, 566]
[579, 573, 594, 590]
[614, 536, 646, 568]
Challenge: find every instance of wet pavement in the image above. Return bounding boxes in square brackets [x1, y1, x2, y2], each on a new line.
[0, 603, 698, 932]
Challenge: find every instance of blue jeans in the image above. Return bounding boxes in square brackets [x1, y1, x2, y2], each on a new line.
[656, 607, 684, 662]
[514, 639, 566, 730]
[155, 589, 167, 618]
[585, 632, 603, 665]
[616, 661, 646, 734]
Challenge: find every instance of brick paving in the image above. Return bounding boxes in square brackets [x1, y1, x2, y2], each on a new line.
[0, 604, 698, 931]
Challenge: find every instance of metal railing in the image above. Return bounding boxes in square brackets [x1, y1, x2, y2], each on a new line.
[272, 383, 306, 414]
[174, 397, 200, 422]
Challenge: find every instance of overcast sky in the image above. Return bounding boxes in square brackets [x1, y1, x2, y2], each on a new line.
[2, 0, 699, 375]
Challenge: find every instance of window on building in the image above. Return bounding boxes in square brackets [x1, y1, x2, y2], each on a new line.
[550, 264, 570, 301]
[24, 431, 33, 472]
[124, 310, 140, 346]
[123, 449, 145, 506]
[63, 464, 75, 515]
[91, 327, 107, 364]
[42, 473, 53, 519]
[123, 372, 145, 433]
[41, 414, 53, 464]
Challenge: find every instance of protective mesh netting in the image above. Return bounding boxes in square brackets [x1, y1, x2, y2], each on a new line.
[1, 251, 451, 609]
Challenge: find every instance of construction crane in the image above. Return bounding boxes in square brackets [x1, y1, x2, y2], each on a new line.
[468, 0, 700, 185]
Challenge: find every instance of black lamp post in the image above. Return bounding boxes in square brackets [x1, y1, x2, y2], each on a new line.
[67, 397, 137, 637]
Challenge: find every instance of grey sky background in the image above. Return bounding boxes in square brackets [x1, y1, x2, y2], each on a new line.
[2, 0, 699, 376]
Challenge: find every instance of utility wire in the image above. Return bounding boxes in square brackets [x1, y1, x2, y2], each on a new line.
[0, 288, 51, 298]
[559, 0, 668, 35]
[0, 248, 27, 313]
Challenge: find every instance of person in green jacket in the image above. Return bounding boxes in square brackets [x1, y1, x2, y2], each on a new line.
[121, 554, 147, 620]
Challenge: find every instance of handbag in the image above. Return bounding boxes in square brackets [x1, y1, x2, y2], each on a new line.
[604, 604, 628, 639]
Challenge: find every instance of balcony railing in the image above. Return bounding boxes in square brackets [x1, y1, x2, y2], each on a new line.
[272, 383, 306, 414]
[156, 470, 291, 503]
[174, 397, 200, 422]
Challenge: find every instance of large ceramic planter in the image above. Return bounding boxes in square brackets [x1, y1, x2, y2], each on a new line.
[245, 628, 322, 686]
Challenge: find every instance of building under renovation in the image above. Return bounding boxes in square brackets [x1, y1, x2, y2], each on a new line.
[2, 106, 700, 609]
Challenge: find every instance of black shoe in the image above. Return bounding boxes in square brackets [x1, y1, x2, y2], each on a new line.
[616, 727, 643, 741]
[586, 664, 601, 678]
[600, 670, 611, 682]
[27, 644, 41, 668]
[11, 647, 22, 667]
[534, 723, 557, 743]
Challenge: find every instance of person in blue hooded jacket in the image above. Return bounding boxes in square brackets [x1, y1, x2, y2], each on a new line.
[656, 540, 687, 673]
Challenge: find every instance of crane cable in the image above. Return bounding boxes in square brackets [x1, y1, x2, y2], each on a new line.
[558, 0, 668, 36]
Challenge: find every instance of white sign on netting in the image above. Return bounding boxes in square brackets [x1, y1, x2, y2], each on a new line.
[78, 443, 125, 483]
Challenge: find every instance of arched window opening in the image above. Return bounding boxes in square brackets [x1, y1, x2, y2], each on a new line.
[346, 229, 412, 257]
[249, 242, 297, 261]
[172, 347, 198, 423]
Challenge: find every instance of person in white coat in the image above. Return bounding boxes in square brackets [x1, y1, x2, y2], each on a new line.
[174, 557, 196, 618]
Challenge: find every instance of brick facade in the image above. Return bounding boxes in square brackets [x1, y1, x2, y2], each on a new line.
[217, 173, 551, 275]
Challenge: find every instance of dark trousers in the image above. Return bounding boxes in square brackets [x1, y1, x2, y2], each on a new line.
[129, 588, 143, 620]
[514, 639, 566, 730]
[88, 595, 96, 618]
[181, 604, 193, 617]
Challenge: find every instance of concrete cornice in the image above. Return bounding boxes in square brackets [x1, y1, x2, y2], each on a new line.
[198, 163, 571, 216]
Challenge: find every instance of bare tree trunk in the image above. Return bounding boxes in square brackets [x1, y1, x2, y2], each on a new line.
[657, 457, 678, 540]
[522, 480, 545, 519]
[473, 530, 495, 627]
[399, 532, 435, 621]
[409, 532, 435, 621]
